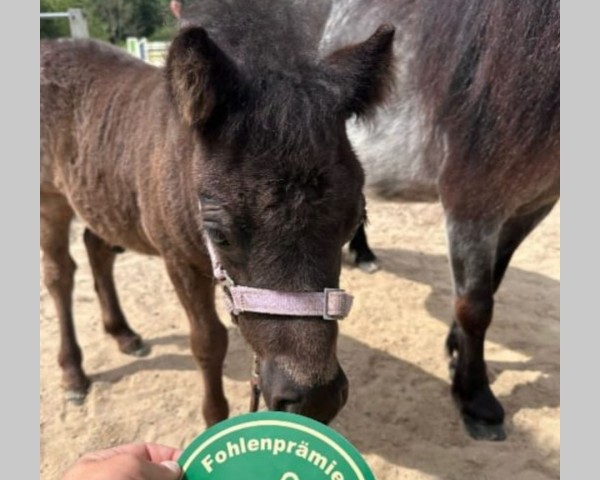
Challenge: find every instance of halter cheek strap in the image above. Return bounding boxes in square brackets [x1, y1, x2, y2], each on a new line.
[204, 234, 354, 321]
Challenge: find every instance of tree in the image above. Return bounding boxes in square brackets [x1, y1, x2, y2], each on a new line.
[133, 0, 165, 38]
[87, 0, 165, 43]
[88, 0, 135, 43]
[40, 0, 169, 43]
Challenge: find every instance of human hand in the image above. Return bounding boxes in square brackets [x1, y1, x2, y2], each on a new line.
[170, 0, 182, 19]
[61, 443, 182, 480]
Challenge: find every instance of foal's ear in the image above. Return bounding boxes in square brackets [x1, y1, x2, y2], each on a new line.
[325, 24, 396, 118]
[166, 27, 242, 127]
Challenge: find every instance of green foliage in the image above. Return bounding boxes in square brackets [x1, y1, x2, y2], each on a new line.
[148, 24, 177, 42]
[40, 0, 176, 43]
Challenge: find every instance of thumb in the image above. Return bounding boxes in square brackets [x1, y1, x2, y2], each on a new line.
[143, 460, 182, 480]
[161, 460, 182, 475]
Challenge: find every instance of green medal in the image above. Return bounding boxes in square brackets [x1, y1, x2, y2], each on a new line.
[178, 412, 375, 480]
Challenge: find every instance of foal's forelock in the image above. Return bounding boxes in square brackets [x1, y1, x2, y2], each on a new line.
[167, 21, 396, 134]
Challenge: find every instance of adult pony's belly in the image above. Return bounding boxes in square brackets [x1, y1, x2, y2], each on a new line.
[346, 106, 440, 202]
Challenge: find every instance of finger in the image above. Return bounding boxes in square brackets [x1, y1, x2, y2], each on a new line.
[144, 443, 183, 463]
[82, 443, 149, 462]
[80, 443, 182, 463]
[142, 459, 182, 480]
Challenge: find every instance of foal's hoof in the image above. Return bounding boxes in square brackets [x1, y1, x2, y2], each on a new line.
[358, 261, 379, 273]
[119, 335, 150, 357]
[62, 373, 91, 405]
[463, 414, 506, 441]
[63, 378, 90, 405]
[65, 389, 88, 405]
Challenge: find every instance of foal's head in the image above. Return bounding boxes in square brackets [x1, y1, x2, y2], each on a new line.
[166, 25, 395, 423]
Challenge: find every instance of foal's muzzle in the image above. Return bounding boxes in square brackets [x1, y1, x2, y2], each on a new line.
[260, 361, 349, 424]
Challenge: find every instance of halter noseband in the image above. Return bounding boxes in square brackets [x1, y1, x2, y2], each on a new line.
[203, 233, 354, 412]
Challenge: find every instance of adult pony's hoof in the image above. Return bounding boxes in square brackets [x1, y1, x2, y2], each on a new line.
[453, 382, 505, 440]
[118, 335, 150, 357]
[463, 414, 507, 441]
[358, 261, 379, 273]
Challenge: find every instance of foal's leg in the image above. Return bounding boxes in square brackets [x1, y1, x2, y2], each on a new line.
[83, 228, 148, 356]
[445, 218, 506, 440]
[349, 224, 379, 273]
[41, 194, 90, 403]
[446, 202, 557, 361]
[165, 258, 229, 426]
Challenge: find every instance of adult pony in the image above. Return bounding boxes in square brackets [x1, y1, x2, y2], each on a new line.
[318, 0, 560, 440]
[40, 0, 396, 426]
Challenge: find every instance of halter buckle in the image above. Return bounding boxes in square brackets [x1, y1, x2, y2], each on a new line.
[323, 288, 347, 320]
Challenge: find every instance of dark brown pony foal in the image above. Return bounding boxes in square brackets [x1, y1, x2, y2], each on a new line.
[40, 3, 395, 425]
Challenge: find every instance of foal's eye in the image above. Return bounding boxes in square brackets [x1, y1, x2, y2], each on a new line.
[206, 227, 231, 248]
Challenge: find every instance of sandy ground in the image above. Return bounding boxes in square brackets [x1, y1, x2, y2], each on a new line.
[40, 198, 560, 480]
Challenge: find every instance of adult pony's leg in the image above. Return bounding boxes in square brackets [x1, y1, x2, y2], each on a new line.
[446, 201, 558, 365]
[165, 258, 229, 426]
[41, 193, 90, 403]
[445, 217, 506, 440]
[83, 228, 148, 356]
[492, 201, 557, 290]
[349, 224, 379, 273]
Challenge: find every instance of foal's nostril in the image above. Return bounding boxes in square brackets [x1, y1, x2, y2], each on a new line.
[340, 378, 349, 404]
[272, 395, 303, 413]
[260, 361, 348, 423]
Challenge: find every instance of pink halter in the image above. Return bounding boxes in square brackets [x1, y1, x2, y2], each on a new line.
[204, 234, 354, 321]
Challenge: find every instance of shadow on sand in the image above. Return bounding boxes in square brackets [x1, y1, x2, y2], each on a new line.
[93, 247, 559, 478]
